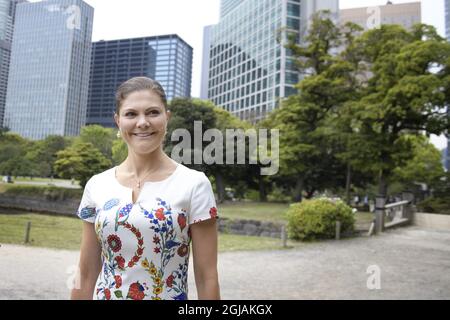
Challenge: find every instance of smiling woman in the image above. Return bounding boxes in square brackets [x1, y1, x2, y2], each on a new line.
[70, 77, 220, 301]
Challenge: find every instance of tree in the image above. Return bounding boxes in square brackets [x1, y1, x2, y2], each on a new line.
[268, 11, 349, 202]
[347, 24, 450, 196]
[0, 133, 31, 177]
[392, 135, 445, 191]
[24, 135, 70, 177]
[54, 142, 111, 187]
[78, 125, 116, 161]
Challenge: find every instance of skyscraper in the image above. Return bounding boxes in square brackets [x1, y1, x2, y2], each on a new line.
[201, 0, 339, 122]
[86, 34, 193, 128]
[4, 0, 94, 140]
[339, 1, 421, 31]
[446, 0, 450, 42]
[446, 0, 450, 171]
[0, 0, 24, 127]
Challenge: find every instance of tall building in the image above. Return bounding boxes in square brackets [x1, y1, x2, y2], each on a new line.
[446, 0, 450, 171]
[220, 0, 244, 18]
[339, 1, 421, 31]
[86, 34, 192, 128]
[0, 0, 24, 127]
[446, 0, 450, 41]
[202, 0, 339, 122]
[4, 0, 94, 140]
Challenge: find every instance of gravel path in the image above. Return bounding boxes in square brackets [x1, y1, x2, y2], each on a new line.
[1, 226, 449, 300]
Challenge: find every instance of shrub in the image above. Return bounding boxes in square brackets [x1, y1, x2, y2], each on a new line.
[416, 197, 450, 215]
[286, 198, 355, 241]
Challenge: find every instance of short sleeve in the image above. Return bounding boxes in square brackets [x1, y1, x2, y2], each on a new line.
[76, 177, 97, 224]
[188, 173, 219, 225]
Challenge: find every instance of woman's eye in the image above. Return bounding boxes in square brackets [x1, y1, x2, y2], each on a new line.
[148, 110, 160, 115]
[125, 112, 135, 117]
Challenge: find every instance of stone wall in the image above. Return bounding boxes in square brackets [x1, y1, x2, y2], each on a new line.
[218, 217, 285, 239]
[0, 194, 78, 217]
[413, 212, 450, 231]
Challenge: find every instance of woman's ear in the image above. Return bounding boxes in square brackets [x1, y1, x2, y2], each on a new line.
[114, 113, 120, 128]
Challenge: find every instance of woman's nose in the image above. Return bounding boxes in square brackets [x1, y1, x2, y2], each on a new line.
[137, 115, 150, 128]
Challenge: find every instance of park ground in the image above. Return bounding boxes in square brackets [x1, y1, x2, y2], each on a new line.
[1, 226, 449, 300]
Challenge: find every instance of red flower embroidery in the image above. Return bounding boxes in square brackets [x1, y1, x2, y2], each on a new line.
[154, 247, 161, 254]
[107, 234, 122, 253]
[132, 255, 140, 263]
[127, 282, 145, 300]
[114, 275, 122, 289]
[177, 244, 188, 257]
[153, 235, 161, 244]
[135, 231, 141, 238]
[128, 261, 134, 268]
[138, 239, 144, 246]
[104, 288, 111, 300]
[155, 208, 165, 221]
[209, 207, 218, 218]
[178, 214, 186, 231]
[136, 247, 144, 256]
[166, 275, 174, 288]
[115, 256, 125, 269]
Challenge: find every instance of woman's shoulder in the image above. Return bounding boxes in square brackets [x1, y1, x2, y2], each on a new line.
[84, 167, 116, 189]
[174, 163, 210, 185]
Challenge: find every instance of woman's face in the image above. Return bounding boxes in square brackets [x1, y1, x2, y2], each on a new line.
[114, 89, 170, 156]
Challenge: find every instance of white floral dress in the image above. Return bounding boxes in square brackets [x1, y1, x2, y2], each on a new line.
[77, 163, 218, 300]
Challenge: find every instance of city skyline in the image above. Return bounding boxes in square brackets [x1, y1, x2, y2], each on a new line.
[19, 0, 448, 148]
[4, 0, 94, 139]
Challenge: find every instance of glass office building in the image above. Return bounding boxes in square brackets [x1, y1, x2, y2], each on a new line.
[4, 0, 94, 140]
[0, 0, 23, 127]
[87, 34, 193, 128]
[446, 0, 450, 170]
[203, 0, 338, 122]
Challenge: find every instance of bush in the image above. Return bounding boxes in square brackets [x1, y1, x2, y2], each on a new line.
[416, 197, 450, 215]
[286, 198, 355, 241]
[3, 185, 82, 201]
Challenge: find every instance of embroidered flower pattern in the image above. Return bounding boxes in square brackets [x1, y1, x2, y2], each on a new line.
[79, 182, 218, 300]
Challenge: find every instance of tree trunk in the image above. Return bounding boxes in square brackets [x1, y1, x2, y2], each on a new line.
[215, 172, 226, 204]
[293, 176, 304, 202]
[378, 169, 388, 198]
[258, 175, 267, 202]
[345, 163, 352, 205]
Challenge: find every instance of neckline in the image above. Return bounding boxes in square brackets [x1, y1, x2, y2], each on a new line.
[112, 161, 181, 191]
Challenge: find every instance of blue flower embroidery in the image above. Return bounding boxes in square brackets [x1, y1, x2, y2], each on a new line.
[79, 207, 96, 220]
[103, 198, 119, 211]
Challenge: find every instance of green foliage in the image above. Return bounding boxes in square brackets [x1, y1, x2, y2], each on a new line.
[54, 142, 111, 187]
[3, 185, 82, 200]
[24, 135, 70, 177]
[416, 197, 450, 215]
[112, 138, 128, 165]
[78, 125, 116, 161]
[286, 198, 355, 241]
[392, 135, 445, 188]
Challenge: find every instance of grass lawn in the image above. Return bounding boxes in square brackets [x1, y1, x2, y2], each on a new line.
[0, 212, 293, 252]
[219, 202, 290, 222]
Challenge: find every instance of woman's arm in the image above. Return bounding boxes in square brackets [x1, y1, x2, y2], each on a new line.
[70, 221, 102, 300]
[190, 218, 221, 300]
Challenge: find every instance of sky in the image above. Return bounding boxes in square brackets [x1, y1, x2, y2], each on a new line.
[32, 0, 447, 148]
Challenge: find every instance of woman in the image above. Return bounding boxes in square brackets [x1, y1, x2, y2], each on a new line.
[71, 77, 220, 300]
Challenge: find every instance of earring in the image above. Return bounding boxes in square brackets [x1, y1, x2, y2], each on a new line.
[117, 130, 121, 138]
